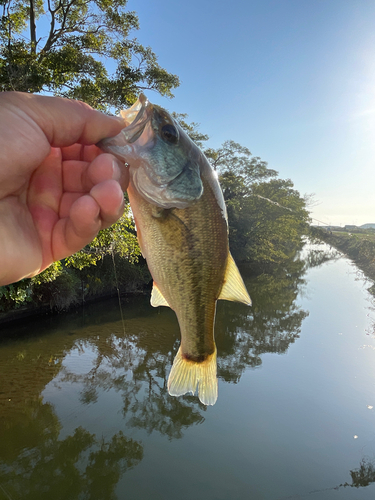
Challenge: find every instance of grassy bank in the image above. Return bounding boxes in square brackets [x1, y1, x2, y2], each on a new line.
[312, 227, 375, 294]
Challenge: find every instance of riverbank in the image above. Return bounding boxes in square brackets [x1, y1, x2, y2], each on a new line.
[311, 227, 375, 295]
[0, 256, 152, 327]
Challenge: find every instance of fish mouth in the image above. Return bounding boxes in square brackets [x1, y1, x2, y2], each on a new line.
[119, 94, 152, 142]
[97, 94, 153, 151]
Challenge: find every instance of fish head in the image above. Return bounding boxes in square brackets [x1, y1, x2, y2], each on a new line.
[98, 94, 204, 209]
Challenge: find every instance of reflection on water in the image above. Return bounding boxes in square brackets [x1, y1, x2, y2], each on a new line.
[217, 258, 308, 381]
[1, 243, 375, 499]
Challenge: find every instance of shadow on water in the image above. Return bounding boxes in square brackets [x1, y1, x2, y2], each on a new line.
[1, 243, 370, 499]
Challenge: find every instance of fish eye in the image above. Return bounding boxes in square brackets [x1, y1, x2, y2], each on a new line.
[161, 124, 178, 144]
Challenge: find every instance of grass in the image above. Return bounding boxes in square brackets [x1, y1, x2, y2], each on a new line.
[312, 227, 375, 295]
[332, 230, 375, 242]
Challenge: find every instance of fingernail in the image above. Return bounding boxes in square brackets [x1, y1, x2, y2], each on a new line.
[113, 116, 127, 127]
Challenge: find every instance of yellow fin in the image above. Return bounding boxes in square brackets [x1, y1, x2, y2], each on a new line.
[168, 347, 218, 406]
[150, 282, 170, 308]
[219, 253, 252, 305]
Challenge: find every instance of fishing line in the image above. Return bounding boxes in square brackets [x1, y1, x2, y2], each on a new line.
[111, 249, 126, 335]
[252, 193, 332, 227]
[0, 483, 13, 500]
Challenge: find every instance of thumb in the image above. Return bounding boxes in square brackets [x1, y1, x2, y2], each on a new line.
[1, 92, 125, 147]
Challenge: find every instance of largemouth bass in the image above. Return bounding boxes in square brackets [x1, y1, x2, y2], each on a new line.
[98, 95, 251, 405]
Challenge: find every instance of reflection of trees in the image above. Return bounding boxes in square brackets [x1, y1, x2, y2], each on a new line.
[58, 333, 206, 440]
[303, 244, 340, 269]
[345, 458, 375, 488]
[55, 255, 312, 432]
[216, 258, 309, 382]
[301, 458, 375, 495]
[0, 245, 338, 498]
[0, 410, 142, 500]
[0, 311, 146, 500]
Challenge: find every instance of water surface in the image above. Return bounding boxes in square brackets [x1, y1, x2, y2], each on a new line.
[1, 242, 375, 500]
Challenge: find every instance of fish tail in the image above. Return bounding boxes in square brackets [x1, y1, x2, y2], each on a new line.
[168, 346, 218, 406]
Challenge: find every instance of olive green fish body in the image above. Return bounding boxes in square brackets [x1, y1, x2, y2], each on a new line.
[129, 170, 228, 363]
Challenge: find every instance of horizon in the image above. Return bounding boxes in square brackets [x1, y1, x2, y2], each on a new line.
[311, 222, 375, 228]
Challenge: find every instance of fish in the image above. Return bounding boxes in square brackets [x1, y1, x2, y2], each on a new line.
[98, 94, 251, 405]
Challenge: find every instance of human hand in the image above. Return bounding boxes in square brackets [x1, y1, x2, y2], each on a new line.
[0, 92, 127, 286]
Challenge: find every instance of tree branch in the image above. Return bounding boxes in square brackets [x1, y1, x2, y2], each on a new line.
[29, 0, 37, 53]
[41, 0, 58, 53]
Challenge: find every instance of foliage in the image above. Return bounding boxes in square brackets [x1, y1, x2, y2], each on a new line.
[214, 142, 310, 267]
[0, 0, 179, 110]
[0, 254, 150, 314]
[65, 206, 141, 271]
[31, 261, 63, 284]
[174, 118, 310, 269]
[78, 253, 150, 297]
[31, 267, 81, 310]
[170, 130, 310, 268]
[205, 140, 278, 183]
[0, 0, 175, 312]
[1, 260, 62, 312]
[0, 279, 32, 311]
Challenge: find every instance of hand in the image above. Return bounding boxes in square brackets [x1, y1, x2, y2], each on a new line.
[0, 92, 127, 286]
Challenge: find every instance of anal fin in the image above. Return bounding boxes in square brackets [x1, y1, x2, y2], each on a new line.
[168, 346, 218, 406]
[150, 282, 170, 308]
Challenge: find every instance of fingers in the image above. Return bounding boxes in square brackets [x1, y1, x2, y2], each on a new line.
[62, 148, 129, 193]
[90, 180, 125, 227]
[52, 196, 101, 262]
[29, 145, 127, 270]
[27, 148, 62, 214]
[61, 144, 102, 162]
[51, 179, 124, 262]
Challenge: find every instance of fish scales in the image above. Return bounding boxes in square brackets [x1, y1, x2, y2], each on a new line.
[129, 174, 228, 362]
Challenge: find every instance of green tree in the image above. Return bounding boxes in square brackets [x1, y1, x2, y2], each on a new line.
[0, 1, 175, 310]
[206, 140, 278, 183]
[206, 140, 310, 266]
[0, 0, 179, 110]
[221, 175, 310, 266]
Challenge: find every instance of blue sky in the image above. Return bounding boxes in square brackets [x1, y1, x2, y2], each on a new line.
[126, 0, 375, 226]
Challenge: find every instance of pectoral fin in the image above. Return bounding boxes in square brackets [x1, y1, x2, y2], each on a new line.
[218, 253, 252, 305]
[150, 282, 170, 308]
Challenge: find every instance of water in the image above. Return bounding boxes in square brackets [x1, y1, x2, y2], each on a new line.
[1, 242, 375, 500]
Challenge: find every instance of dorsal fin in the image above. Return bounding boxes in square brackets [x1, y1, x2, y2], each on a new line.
[150, 282, 170, 308]
[218, 253, 252, 305]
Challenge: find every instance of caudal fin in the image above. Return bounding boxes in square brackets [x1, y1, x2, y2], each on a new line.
[167, 347, 218, 406]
